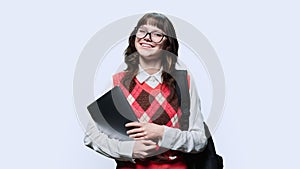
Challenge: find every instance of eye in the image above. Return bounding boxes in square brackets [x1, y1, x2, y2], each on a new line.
[153, 32, 163, 37]
[138, 29, 146, 33]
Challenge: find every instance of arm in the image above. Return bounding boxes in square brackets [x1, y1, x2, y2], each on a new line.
[83, 79, 136, 162]
[84, 119, 135, 161]
[158, 72, 207, 153]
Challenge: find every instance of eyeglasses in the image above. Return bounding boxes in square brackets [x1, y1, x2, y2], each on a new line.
[135, 28, 167, 43]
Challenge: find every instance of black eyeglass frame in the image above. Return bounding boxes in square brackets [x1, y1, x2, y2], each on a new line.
[134, 27, 168, 43]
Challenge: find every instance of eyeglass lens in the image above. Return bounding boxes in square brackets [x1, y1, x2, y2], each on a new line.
[136, 28, 165, 43]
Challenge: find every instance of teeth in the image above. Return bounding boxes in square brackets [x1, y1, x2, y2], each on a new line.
[141, 43, 152, 47]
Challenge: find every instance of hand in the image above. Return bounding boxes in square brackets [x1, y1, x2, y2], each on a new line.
[125, 122, 164, 141]
[132, 140, 157, 159]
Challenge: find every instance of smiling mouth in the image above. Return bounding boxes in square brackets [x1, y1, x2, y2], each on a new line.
[140, 43, 154, 48]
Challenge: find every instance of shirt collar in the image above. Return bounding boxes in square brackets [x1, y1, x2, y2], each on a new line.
[136, 65, 163, 84]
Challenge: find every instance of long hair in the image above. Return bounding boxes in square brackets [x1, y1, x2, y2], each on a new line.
[123, 13, 179, 98]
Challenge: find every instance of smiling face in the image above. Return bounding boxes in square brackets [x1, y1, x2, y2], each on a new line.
[124, 13, 179, 74]
[134, 24, 167, 63]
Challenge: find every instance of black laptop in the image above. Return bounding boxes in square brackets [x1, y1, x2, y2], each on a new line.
[87, 86, 138, 141]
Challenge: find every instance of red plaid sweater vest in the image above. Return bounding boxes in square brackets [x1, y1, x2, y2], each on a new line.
[113, 72, 191, 169]
[113, 71, 182, 128]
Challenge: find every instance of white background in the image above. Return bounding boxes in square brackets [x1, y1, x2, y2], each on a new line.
[1, 0, 299, 169]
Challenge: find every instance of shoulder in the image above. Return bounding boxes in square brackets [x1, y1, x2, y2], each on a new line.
[113, 71, 126, 79]
[175, 61, 191, 84]
[173, 68, 191, 89]
[112, 71, 127, 86]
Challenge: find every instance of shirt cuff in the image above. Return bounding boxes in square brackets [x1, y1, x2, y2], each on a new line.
[118, 141, 135, 161]
[157, 126, 177, 149]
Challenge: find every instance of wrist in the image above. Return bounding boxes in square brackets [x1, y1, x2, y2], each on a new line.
[158, 125, 164, 140]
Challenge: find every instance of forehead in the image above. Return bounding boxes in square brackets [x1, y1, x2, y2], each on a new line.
[139, 25, 164, 32]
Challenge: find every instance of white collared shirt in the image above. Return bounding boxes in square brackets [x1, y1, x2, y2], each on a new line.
[136, 65, 163, 88]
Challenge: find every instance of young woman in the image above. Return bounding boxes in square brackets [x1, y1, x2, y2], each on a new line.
[84, 12, 207, 169]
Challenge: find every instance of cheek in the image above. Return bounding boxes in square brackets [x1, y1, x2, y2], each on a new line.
[158, 40, 168, 49]
[157, 44, 163, 49]
[156, 43, 165, 50]
[134, 38, 140, 49]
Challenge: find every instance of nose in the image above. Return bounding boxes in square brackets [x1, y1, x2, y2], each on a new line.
[143, 32, 152, 41]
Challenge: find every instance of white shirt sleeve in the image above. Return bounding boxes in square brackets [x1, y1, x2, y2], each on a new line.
[84, 119, 135, 162]
[83, 79, 136, 162]
[158, 72, 207, 153]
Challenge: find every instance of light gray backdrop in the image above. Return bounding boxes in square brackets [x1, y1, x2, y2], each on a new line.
[0, 0, 299, 169]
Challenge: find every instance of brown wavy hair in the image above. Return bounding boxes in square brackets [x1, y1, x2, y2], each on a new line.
[122, 13, 179, 99]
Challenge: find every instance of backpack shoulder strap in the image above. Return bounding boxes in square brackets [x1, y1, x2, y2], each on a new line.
[172, 70, 190, 131]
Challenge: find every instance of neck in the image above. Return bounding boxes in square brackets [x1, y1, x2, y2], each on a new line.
[139, 58, 162, 75]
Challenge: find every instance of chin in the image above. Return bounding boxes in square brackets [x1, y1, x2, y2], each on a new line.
[139, 53, 162, 62]
[139, 54, 155, 60]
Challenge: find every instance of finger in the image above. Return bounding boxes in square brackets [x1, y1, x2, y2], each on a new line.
[125, 122, 142, 127]
[126, 127, 144, 135]
[133, 137, 145, 141]
[145, 144, 157, 151]
[141, 140, 156, 145]
[129, 132, 146, 139]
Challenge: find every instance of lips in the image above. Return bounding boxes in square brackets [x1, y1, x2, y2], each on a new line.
[140, 42, 154, 48]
